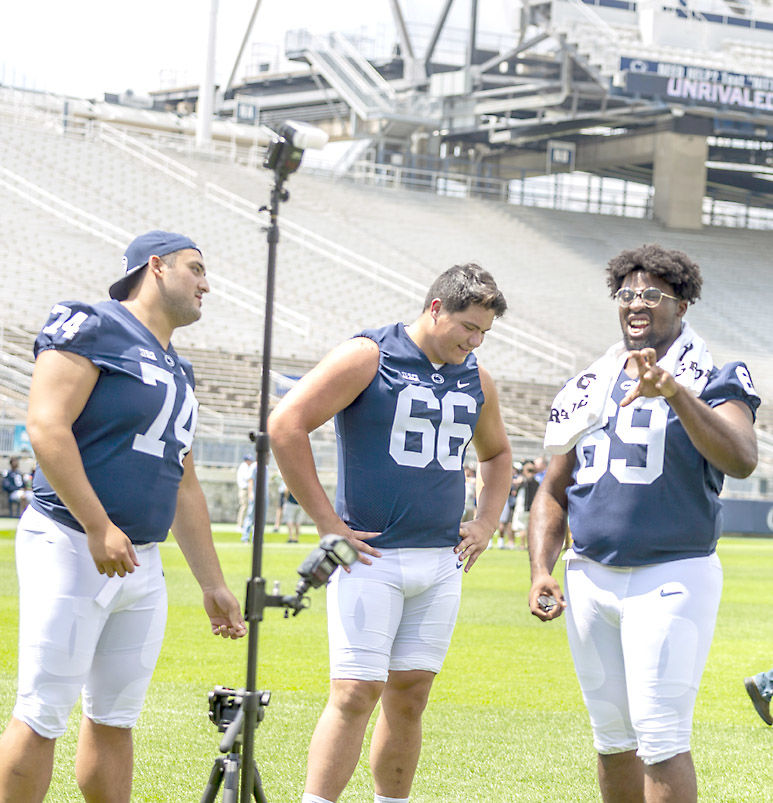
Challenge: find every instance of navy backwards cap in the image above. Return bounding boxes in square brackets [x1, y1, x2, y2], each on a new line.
[109, 230, 201, 301]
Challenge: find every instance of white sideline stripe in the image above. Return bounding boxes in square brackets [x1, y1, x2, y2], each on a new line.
[159, 541, 310, 551]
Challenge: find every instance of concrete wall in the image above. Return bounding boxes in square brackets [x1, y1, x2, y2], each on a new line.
[652, 132, 708, 230]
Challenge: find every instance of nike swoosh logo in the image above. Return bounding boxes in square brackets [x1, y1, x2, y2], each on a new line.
[457, 381, 470, 389]
[455, 561, 464, 570]
[660, 589, 683, 597]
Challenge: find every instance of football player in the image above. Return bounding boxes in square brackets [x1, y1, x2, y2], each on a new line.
[529, 244, 759, 803]
[0, 231, 246, 803]
[269, 264, 512, 803]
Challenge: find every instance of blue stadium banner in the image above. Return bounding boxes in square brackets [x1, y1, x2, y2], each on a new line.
[621, 57, 773, 111]
[12, 425, 31, 453]
[721, 498, 773, 535]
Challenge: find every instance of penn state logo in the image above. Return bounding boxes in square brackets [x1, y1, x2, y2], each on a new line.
[164, 354, 175, 367]
[576, 372, 596, 389]
[620, 379, 637, 392]
[121, 255, 129, 271]
[431, 373, 444, 384]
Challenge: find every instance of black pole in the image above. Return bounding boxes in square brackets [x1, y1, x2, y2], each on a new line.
[239, 174, 286, 803]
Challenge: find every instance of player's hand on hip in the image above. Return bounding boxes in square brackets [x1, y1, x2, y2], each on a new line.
[621, 348, 678, 406]
[528, 577, 566, 621]
[87, 522, 140, 577]
[456, 518, 493, 572]
[204, 587, 247, 639]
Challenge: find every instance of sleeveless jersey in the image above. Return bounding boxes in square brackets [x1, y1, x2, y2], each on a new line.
[334, 323, 484, 549]
[567, 361, 760, 566]
[30, 300, 198, 544]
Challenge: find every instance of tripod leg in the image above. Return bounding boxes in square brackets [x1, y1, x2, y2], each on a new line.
[200, 758, 225, 803]
[253, 762, 267, 803]
[222, 756, 240, 803]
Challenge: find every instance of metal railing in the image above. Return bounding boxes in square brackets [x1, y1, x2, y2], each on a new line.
[344, 160, 655, 220]
[0, 165, 131, 247]
[97, 124, 199, 188]
[205, 177, 576, 377]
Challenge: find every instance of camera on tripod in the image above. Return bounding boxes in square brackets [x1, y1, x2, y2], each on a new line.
[201, 121, 344, 800]
[262, 120, 329, 181]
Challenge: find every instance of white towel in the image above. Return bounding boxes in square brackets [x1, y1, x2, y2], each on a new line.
[544, 321, 713, 454]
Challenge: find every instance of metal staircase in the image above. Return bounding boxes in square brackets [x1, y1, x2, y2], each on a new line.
[286, 30, 441, 142]
[288, 30, 396, 120]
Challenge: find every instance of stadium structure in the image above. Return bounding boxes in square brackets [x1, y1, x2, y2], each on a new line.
[1, 0, 772, 522]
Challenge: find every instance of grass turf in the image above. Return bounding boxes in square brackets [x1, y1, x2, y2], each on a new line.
[1, 524, 772, 801]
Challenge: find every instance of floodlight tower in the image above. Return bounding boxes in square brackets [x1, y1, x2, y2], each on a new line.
[196, 0, 219, 150]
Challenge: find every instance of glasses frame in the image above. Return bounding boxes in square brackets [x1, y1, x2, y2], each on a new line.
[614, 287, 680, 308]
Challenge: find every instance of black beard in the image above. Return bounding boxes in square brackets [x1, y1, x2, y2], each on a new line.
[623, 332, 654, 351]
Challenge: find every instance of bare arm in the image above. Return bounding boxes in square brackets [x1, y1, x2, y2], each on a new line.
[457, 365, 512, 572]
[171, 452, 246, 638]
[268, 337, 382, 561]
[27, 349, 139, 576]
[527, 451, 574, 620]
[623, 349, 757, 477]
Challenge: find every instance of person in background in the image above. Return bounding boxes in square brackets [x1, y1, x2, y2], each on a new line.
[511, 460, 539, 550]
[235, 454, 254, 529]
[462, 464, 477, 522]
[495, 465, 519, 549]
[532, 455, 548, 485]
[273, 476, 287, 533]
[2, 457, 33, 516]
[283, 489, 302, 543]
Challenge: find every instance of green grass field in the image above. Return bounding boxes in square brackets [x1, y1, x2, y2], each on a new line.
[1, 524, 772, 802]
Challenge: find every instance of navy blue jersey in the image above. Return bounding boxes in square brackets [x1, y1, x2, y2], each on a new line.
[334, 323, 484, 549]
[567, 361, 760, 566]
[30, 300, 198, 544]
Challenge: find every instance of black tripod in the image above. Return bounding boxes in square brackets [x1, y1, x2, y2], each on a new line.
[200, 123, 353, 803]
[201, 687, 270, 803]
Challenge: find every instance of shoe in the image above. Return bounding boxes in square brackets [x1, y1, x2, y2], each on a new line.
[744, 677, 773, 725]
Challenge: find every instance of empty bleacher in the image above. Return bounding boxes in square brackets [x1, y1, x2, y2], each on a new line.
[1, 114, 771, 464]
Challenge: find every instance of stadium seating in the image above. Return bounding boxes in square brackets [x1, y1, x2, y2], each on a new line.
[1, 112, 771, 469]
